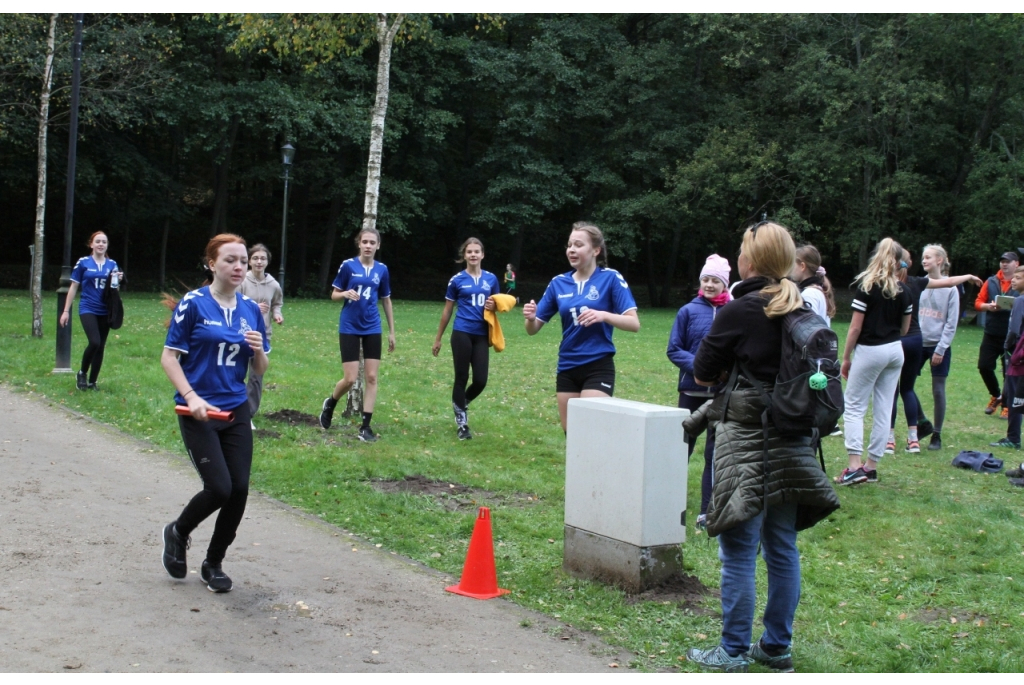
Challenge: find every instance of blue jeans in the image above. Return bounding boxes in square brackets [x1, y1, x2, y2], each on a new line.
[717, 502, 801, 656]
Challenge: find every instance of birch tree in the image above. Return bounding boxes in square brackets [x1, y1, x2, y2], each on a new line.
[31, 14, 57, 338]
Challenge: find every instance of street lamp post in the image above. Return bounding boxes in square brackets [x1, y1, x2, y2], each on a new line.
[55, 13, 83, 373]
[278, 143, 295, 291]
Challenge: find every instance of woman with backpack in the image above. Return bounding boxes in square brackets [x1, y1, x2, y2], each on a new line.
[683, 221, 840, 673]
[667, 254, 731, 531]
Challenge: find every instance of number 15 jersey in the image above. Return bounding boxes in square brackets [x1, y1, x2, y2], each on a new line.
[164, 287, 270, 410]
[534, 267, 637, 372]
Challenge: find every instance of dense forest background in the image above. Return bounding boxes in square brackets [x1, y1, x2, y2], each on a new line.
[2, 13, 1023, 307]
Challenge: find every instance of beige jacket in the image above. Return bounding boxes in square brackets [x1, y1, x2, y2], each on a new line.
[239, 272, 283, 340]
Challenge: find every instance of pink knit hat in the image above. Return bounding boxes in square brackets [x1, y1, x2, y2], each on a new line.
[700, 254, 731, 287]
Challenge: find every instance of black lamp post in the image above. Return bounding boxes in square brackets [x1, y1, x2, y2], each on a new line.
[278, 143, 295, 290]
[55, 13, 83, 372]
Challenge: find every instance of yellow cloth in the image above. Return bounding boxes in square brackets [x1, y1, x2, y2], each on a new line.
[484, 294, 517, 352]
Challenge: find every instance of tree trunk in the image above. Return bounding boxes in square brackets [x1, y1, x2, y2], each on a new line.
[294, 183, 310, 292]
[318, 193, 344, 294]
[209, 115, 240, 236]
[31, 13, 58, 338]
[644, 228, 661, 308]
[346, 12, 404, 419]
[159, 215, 169, 291]
[661, 224, 684, 309]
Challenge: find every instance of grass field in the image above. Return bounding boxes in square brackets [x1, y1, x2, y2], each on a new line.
[1, 289, 1022, 672]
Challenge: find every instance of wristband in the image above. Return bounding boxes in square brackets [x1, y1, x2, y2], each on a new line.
[183, 389, 195, 399]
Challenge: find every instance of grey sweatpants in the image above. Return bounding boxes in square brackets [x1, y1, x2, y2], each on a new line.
[844, 341, 903, 460]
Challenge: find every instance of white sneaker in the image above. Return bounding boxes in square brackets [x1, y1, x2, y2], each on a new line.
[251, 420, 256, 430]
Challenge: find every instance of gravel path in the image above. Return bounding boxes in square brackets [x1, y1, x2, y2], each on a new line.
[0, 385, 627, 673]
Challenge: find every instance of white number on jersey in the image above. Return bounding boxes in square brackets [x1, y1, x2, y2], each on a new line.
[217, 342, 240, 367]
[355, 285, 372, 300]
[569, 306, 590, 326]
[473, 293, 486, 307]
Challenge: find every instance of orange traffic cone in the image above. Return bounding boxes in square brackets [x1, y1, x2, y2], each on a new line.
[445, 507, 510, 600]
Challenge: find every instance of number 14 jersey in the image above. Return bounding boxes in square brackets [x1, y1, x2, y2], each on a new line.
[535, 267, 637, 371]
[164, 287, 270, 410]
[333, 258, 392, 335]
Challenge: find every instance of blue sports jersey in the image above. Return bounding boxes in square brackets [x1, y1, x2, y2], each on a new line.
[534, 267, 638, 372]
[165, 287, 270, 411]
[70, 256, 119, 316]
[445, 270, 500, 336]
[332, 258, 391, 335]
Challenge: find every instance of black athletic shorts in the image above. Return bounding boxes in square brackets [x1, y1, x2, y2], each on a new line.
[339, 333, 382, 363]
[555, 355, 615, 395]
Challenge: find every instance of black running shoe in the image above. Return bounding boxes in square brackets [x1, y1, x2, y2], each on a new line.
[928, 433, 942, 451]
[162, 522, 189, 579]
[201, 560, 232, 593]
[917, 419, 934, 439]
[76, 371, 87, 391]
[319, 397, 335, 430]
[358, 426, 377, 443]
[457, 425, 472, 441]
[746, 639, 794, 673]
[87, 382, 97, 391]
[863, 468, 879, 483]
[1009, 477, 1024, 488]
[1006, 463, 1024, 478]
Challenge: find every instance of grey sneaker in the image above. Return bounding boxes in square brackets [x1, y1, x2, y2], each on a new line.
[457, 425, 472, 441]
[686, 645, 751, 672]
[319, 397, 335, 430]
[76, 370, 88, 391]
[200, 560, 232, 593]
[747, 639, 794, 672]
[989, 438, 1021, 449]
[358, 426, 377, 443]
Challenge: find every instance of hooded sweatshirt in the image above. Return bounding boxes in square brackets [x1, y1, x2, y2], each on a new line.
[239, 271, 283, 341]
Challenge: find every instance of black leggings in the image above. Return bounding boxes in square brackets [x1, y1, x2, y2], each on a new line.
[79, 313, 110, 383]
[451, 330, 489, 410]
[175, 402, 252, 564]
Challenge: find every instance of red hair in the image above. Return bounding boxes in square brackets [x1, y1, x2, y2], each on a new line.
[163, 233, 247, 327]
[86, 231, 107, 248]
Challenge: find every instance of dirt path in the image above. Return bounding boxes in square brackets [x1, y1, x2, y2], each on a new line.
[0, 386, 627, 672]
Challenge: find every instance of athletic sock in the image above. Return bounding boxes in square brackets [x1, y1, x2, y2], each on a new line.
[888, 429, 896, 442]
[908, 428, 919, 442]
[326, 395, 338, 408]
[361, 412, 372, 429]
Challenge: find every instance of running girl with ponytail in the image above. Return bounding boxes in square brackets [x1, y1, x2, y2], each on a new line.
[432, 238, 499, 440]
[160, 234, 269, 593]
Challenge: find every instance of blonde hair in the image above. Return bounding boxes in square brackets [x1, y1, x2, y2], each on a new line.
[794, 244, 836, 318]
[456, 237, 484, 263]
[570, 222, 608, 266]
[923, 244, 950, 277]
[742, 222, 803, 319]
[854, 238, 904, 299]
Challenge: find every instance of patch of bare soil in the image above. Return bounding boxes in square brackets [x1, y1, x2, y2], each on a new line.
[265, 409, 321, 427]
[625, 573, 720, 615]
[915, 607, 989, 626]
[369, 475, 541, 511]
[253, 429, 281, 439]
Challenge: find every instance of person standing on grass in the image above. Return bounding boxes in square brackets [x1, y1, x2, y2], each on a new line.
[667, 253, 731, 531]
[836, 238, 914, 486]
[990, 266, 1024, 450]
[523, 222, 639, 434]
[916, 244, 961, 451]
[238, 243, 283, 425]
[160, 233, 269, 593]
[886, 249, 981, 454]
[504, 263, 517, 297]
[975, 251, 1020, 417]
[432, 238, 500, 441]
[319, 228, 395, 443]
[683, 221, 839, 673]
[59, 231, 124, 391]
[790, 244, 835, 328]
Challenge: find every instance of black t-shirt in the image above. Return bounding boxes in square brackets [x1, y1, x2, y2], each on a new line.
[852, 283, 913, 346]
[693, 277, 784, 385]
[902, 275, 929, 338]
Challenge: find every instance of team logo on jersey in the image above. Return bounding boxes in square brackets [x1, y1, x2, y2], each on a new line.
[240, 318, 253, 334]
[586, 285, 600, 301]
[372, 273, 380, 284]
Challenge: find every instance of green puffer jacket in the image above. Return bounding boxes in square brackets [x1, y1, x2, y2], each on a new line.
[684, 377, 840, 538]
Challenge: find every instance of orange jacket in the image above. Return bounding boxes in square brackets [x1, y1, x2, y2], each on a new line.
[975, 270, 1013, 310]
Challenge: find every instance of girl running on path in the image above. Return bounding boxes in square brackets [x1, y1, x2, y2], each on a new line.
[888, 248, 980, 453]
[432, 238, 499, 440]
[911, 244, 961, 451]
[318, 228, 396, 443]
[790, 245, 835, 327]
[60, 231, 123, 390]
[160, 233, 270, 593]
[239, 243, 283, 421]
[523, 222, 639, 433]
[667, 254, 730, 530]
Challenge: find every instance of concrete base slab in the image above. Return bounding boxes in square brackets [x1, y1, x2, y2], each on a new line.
[563, 525, 683, 594]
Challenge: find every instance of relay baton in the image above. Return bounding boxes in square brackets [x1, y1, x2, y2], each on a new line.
[175, 404, 235, 422]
